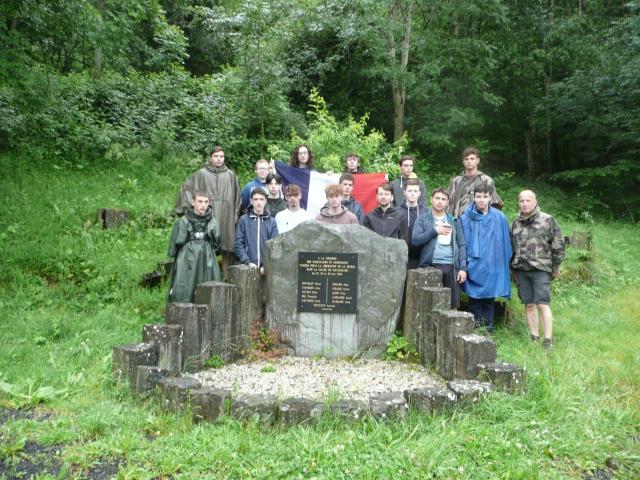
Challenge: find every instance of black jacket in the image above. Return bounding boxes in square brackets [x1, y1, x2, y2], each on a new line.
[363, 206, 408, 240]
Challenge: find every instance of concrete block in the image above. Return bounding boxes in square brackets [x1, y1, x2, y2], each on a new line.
[447, 379, 495, 404]
[231, 394, 277, 422]
[190, 388, 232, 422]
[403, 268, 443, 347]
[112, 343, 157, 385]
[277, 397, 324, 426]
[477, 362, 527, 394]
[133, 366, 171, 396]
[435, 310, 474, 380]
[454, 334, 497, 379]
[404, 386, 457, 413]
[416, 287, 451, 367]
[369, 392, 407, 420]
[156, 376, 202, 411]
[165, 303, 211, 371]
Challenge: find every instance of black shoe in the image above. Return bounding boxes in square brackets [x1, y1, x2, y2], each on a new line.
[542, 338, 553, 351]
[530, 334, 540, 342]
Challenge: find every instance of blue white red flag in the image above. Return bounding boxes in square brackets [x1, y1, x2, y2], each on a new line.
[274, 161, 386, 216]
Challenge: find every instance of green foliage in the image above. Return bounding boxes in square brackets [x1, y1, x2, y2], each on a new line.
[549, 160, 640, 221]
[205, 354, 225, 369]
[246, 319, 286, 361]
[382, 332, 419, 363]
[260, 364, 276, 373]
[268, 89, 408, 174]
[0, 378, 65, 408]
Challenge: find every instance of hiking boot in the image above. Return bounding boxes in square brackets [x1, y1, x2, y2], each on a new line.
[542, 338, 553, 351]
[530, 334, 540, 342]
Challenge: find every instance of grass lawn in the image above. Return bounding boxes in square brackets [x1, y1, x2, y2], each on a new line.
[0, 153, 638, 479]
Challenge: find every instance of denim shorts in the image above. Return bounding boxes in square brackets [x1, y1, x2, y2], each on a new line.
[515, 269, 551, 305]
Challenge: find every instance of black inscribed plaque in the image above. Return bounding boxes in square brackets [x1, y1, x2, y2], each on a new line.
[297, 252, 358, 314]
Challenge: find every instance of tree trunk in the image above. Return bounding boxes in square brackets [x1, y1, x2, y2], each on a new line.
[525, 129, 538, 179]
[93, 0, 104, 80]
[388, 0, 413, 143]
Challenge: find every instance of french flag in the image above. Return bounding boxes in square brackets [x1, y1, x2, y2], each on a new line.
[274, 161, 386, 216]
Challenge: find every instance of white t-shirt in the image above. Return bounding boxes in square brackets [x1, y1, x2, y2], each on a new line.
[275, 208, 315, 234]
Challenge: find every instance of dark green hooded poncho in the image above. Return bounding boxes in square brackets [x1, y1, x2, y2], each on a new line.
[167, 206, 221, 303]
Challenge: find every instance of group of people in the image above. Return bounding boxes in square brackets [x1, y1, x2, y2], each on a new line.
[168, 145, 565, 349]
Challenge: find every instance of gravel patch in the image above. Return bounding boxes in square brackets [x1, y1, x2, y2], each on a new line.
[192, 357, 445, 402]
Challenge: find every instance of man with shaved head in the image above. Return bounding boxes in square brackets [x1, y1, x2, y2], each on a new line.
[510, 190, 565, 350]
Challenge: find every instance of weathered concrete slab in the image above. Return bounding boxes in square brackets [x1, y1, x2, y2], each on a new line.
[265, 222, 407, 358]
[231, 394, 277, 422]
[133, 366, 171, 396]
[190, 388, 232, 422]
[194, 282, 240, 362]
[416, 287, 451, 367]
[404, 386, 457, 413]
[403, 268, 443, 348]
[156, 376, 202, 411]
[141, 324, 183, 373]
[277, 397, 325, 426]
[329, 399, 368, 420]
[447, 379, 495, 404]
[165, 303, 211, 371]
[478, 362, 527, 394]
[454, 334, 497, 379]
[435, 310, 475, 380]
[112, 343, 157, 385]
[227, 265, 262, 353]
[369, 392, 407, 420]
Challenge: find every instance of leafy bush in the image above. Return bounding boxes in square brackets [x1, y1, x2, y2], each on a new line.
[550, 160, 640, 221]
[0, 67, 297, 166]
[267, 89, 408, 175]
[382, 332, 419, 363]
[246, 318, 286, 361]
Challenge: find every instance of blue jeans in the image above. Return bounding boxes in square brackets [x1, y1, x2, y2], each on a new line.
[468, 297, 495, 331]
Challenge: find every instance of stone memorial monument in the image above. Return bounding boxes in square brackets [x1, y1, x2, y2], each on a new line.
[264, 222, 407, 358]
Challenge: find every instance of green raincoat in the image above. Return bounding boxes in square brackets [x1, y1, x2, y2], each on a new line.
[167, 206, 221, 303]
[175, 164, 241, 252]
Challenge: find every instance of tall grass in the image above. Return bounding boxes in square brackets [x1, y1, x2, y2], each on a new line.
[0, 152, 638, 479]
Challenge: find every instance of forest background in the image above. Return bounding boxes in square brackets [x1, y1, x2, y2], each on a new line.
[1, 0, 639, 217]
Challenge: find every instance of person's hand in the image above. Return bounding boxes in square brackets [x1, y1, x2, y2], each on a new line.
[436, 223, 452, 235]
[260, 266, 265, 275]
[551, 271, 560, 280]
[457, 270, 467, 284]
[249, 262, 258, 269]
[269, 159, 276, 172]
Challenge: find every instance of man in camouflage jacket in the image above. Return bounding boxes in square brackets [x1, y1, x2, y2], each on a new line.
[510, 190, 565, 350]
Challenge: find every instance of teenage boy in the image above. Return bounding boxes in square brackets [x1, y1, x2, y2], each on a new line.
[390, 155, 426, 207]
[398, 178, 427, 269]
[316, 184, 359, 225]
[168, 191, 221, 303]
[459, 184, 512, 332]
[339, 173, 366, 223]
[448, 147, 503, 217]
[175, 146, 241, 278]
[412, 188, 467, 308]
[241, 159, 271, 212]
[265, 173, 287, 216]
[511, 190, 565, 350]
[363, 183, 408, 240]
[344, 153, 364, 173]
[234, 188, 278, 275]
[275, 184, 315, 234]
